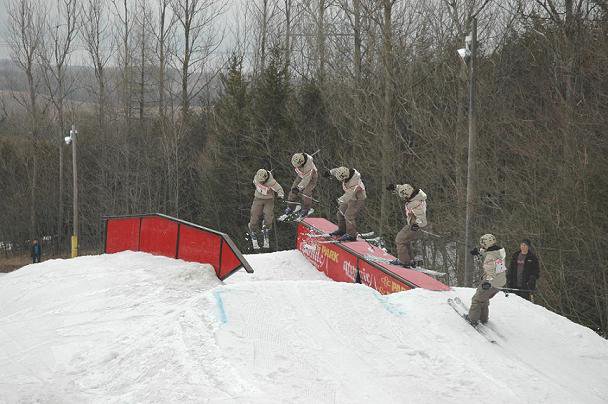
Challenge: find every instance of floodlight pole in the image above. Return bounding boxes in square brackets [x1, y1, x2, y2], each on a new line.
[70, 125, 79, 258]
[463, 17, 477, 287]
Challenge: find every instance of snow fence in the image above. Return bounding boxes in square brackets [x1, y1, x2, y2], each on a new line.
[103, 213, 253, 280]
[297, 218, 449, 293]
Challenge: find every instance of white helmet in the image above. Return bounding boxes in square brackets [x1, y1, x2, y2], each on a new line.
[291, 153, 306, 167]
[334, 166, 350, 181]
[479, 234, 496, 249]
[396, 184, 415, 199]
[254, 169, 270, 183]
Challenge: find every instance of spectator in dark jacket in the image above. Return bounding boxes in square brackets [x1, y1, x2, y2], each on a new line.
[507, 239, 539, 300]
[31, 239, 42, 264]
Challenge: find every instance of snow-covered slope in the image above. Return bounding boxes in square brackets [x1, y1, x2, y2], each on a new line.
[0, 250, 607, 403]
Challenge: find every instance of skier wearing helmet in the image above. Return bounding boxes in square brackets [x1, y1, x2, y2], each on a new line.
[467, 234, 507, 325]
[322, 166, 366, 241]
[248, 169, 285, 249]
[283, 153, 318, 219]
[386, 183, 428, 268]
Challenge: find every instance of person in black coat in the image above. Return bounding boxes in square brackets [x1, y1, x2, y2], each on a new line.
[31, 239, 42, 264]
[507, 239, 539, 300]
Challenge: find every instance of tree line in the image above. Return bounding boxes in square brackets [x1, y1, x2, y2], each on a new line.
[0, 0, 607, 336]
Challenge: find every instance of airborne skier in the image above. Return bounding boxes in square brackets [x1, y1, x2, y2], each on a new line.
[467, 234, 507, 325]
[386, 183, 428, 268]
[282, 153, 318, 220]
[248, 169, 285, 249]
[323, 166, 366, 242]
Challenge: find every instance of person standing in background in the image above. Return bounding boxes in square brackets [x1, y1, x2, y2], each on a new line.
[507, 239, 540, 301]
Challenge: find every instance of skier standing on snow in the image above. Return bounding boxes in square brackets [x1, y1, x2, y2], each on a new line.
[322, 166, 366, 241]
[467, 234, 507, 325]
[386, 183, 428, 268]
[507, 238, 539, 301]
[31, 239, 42, 264]
[283, 153, 318, 219]
[249, 169, 285, 249]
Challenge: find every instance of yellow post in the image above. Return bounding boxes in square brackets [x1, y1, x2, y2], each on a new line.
[71, 235, 78, 258]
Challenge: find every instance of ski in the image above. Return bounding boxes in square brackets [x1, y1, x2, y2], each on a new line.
[363, 255, 446, 276]
[447, 297, 498, 344]
[306, 231, 375, 239]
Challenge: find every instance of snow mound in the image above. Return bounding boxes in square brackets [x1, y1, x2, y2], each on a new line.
[0, 250, 607, 403]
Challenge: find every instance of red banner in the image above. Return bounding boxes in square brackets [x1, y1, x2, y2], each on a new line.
[297, 218, 449, 294]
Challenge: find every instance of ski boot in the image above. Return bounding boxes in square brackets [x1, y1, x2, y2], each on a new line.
[329, 229, 345, 238]
[262, 226, 270, 249]
[338, 233, 357, 242]
[249, 232, 260, 250]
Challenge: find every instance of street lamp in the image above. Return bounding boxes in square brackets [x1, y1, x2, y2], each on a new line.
[65, 125, 78, 258]
[459, 18, 477, 287]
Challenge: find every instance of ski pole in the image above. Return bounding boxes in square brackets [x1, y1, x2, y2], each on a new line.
[309, 149, 321, 157]
[301, 193, 320, 203]
[419, 228, 442, 238]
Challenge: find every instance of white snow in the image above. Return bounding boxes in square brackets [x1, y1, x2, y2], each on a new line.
[1, 250, 607, 403]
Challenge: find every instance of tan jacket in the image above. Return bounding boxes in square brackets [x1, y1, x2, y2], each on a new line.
[293, 154, 317, 190]
[481, 246, 508, 288]
[404, 190, 428, 227]
[331, 168, 366, 204]
[253, 172, 284, 200]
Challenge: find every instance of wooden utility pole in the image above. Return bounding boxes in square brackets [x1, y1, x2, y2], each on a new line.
[463, 17, 477, 287]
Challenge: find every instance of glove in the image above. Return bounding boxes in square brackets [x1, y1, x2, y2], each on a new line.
[291, 187, 300, 195]
[481, 281, 491, 290]
[323, 170, 331, 179]
[386, 183, 396, 192]
[410, 223, 420, 231]
[527, 275, 537, 291]
[277, 192, 284, 199]
[470, 247, 480, 256]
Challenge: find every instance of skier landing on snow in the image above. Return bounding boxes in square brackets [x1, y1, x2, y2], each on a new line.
[283, 153, 318, 220]
[467, 234, 507, 325]
[248, 169, 285, 249]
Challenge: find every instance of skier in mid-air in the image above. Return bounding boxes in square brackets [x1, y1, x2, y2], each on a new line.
[386, 183, 428, 268]
[323, 166, 366, 242]
[248, 168, 285, 249]
[282, 152, 318, 220]
[467, 234, 507, 325]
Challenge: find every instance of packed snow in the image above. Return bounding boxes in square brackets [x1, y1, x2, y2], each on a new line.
[1, 250, 607, 403]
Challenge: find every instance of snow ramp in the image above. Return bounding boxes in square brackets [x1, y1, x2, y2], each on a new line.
[1, 250, 608, 403]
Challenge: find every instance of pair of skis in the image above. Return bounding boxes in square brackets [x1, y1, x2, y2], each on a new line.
[245, 227, 270, 251]
[277, 203, 315, 223]
[447, 297, 499, 344]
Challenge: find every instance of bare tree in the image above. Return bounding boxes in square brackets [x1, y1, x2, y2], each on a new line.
[171, 0, 226, 116]
[7, 0, 46, 238]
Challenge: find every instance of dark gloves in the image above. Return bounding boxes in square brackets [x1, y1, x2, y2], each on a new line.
[410, 223, 420, 231]
[481, 281, 491, 290]
[323, 170, 331, 179]
[527, 275, 537, 291]
[386, 183, 396, 192]
[291, 187, 300, 195]
[470, 247, 480, 256]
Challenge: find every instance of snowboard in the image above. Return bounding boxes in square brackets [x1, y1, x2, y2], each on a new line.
[363, 255, 446, 277]
[447, 297, 498, 344]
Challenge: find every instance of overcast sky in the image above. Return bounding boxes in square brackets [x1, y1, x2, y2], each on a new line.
[0, 0, 243, 63]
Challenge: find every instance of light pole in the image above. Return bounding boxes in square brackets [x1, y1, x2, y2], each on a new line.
[458, 18, 478, 287]
[65, 125, 78, 258]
